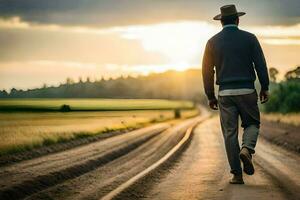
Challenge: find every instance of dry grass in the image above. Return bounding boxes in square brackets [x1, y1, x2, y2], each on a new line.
[0, 109, 199, 155]
[0, 99, 194, 111]
[262, 113, 300, 127]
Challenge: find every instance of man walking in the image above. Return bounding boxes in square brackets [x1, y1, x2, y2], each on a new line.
[202, 5, 269, 184]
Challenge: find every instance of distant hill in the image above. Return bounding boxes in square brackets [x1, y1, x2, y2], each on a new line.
[0, 69, 205, 102]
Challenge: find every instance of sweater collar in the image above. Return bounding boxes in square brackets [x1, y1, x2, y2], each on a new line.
[223, 24, 238, 29]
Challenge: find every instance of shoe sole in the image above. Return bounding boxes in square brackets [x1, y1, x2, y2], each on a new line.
[240, 153, 254, 175]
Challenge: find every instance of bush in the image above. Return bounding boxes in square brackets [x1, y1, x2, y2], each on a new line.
[264, 79, 300, 113]
[174, 109, 181, 118]
[60, 104, 71, 112]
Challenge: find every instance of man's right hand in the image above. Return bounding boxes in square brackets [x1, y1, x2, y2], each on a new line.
[209, 98, 218, 110]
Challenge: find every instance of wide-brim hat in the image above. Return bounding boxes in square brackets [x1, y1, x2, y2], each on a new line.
[213, 4, 245, 20]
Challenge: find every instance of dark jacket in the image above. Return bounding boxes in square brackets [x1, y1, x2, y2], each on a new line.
[202, 26, 269, 100]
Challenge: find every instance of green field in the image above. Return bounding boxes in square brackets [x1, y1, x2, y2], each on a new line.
[0, 99, 194, 111]
[0, 99, 197, 156]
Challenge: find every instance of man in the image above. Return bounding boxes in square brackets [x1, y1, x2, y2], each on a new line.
[202, 5, 269, 184]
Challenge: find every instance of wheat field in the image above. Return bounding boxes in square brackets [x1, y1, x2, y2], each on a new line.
[0, 109, 198, 155]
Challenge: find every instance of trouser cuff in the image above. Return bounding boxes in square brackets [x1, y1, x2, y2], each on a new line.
[230, 169, 243, 175]
[242, 145, 255, 154]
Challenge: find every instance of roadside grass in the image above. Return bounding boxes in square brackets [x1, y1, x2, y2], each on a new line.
[0, 109, 199, 156]
[0, 99, 194, 112]
[262, 113, 300, 127]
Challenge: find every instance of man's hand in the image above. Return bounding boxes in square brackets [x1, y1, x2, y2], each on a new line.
[260, 90, 269, 104]
[209, 98, 218, 110]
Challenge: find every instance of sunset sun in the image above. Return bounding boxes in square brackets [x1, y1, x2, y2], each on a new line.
[121, 21, 218, 66]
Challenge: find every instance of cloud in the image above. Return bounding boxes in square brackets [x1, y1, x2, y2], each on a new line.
[0, 60, 108, 90]
[0, 16, 114, 34]
[0, 19, 167, 65]
[0, 17, 300, 68]
[262, 38, 300, 46]
[28, 60, 98, 69]
[0, 16, 29, 28]
[249, 24, 300, 37]
[247, 23, 300, 46]
[0, 16, 300, 90]
[0, 0, 299, 27]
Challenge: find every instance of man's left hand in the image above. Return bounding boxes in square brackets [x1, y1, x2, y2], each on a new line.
[260, 90, 269, 104]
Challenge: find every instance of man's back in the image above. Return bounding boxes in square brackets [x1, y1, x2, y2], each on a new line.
[202, 25, 269, 99]
[210, 27, 256, 85]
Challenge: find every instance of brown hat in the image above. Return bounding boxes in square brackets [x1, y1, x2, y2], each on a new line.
[213, 4, 245, 20]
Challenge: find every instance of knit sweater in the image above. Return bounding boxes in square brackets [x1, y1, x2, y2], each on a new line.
[202, 25, 269, 100]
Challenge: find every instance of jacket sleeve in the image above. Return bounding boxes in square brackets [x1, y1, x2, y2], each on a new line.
[252, 35, 269, 91]
[202, 40, 216, 100]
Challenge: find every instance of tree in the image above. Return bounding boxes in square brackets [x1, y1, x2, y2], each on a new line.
[9, 88, 19, 97]
[264, 73, 300, 113]
[2, 90, 8, 95]
[66, 77, 74, 85]
[285, 66, 300, 80]
[269, 67, 279, 82]
[0, 90, 8, 98]
[86, 77, 91, 83]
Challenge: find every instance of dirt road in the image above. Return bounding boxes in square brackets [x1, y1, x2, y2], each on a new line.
[116, 117, 300, 200]
[0, 111, 299, 200]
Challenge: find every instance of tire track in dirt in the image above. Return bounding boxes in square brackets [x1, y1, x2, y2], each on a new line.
[0, 124, 169, 200]
[254, 138, 300, 200]
[0, 128, 138, 167]
[23, 116, 208, 200]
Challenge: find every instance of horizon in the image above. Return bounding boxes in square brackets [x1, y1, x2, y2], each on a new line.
[2, 68, 202, 92]
[0, 1, 300, 90]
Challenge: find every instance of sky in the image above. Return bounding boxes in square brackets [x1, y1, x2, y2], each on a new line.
[0, 0, 300, 90]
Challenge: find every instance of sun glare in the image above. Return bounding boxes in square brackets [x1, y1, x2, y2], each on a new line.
[120, 21, 218, 70]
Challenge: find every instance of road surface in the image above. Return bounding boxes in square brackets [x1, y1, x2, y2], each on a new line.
[0, 111, 299, 200]
[126, 117, 299, 200]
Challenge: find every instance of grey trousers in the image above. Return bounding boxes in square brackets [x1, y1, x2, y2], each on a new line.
[218, 91, 260, 175]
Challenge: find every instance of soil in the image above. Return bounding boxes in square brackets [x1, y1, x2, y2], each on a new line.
[260, 117, 300, 153]
[0, 127, 137, 167]
[118, 117, 297, 200]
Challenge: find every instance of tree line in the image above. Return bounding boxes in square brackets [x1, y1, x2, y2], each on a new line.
[1, 66, 299, 113]
[265, 66, 300, 113]
[0, 69, 205, 102]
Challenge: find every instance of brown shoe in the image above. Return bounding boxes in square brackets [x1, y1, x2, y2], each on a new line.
[229, 174, 244, 184]
[240, 147, 255, 175]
